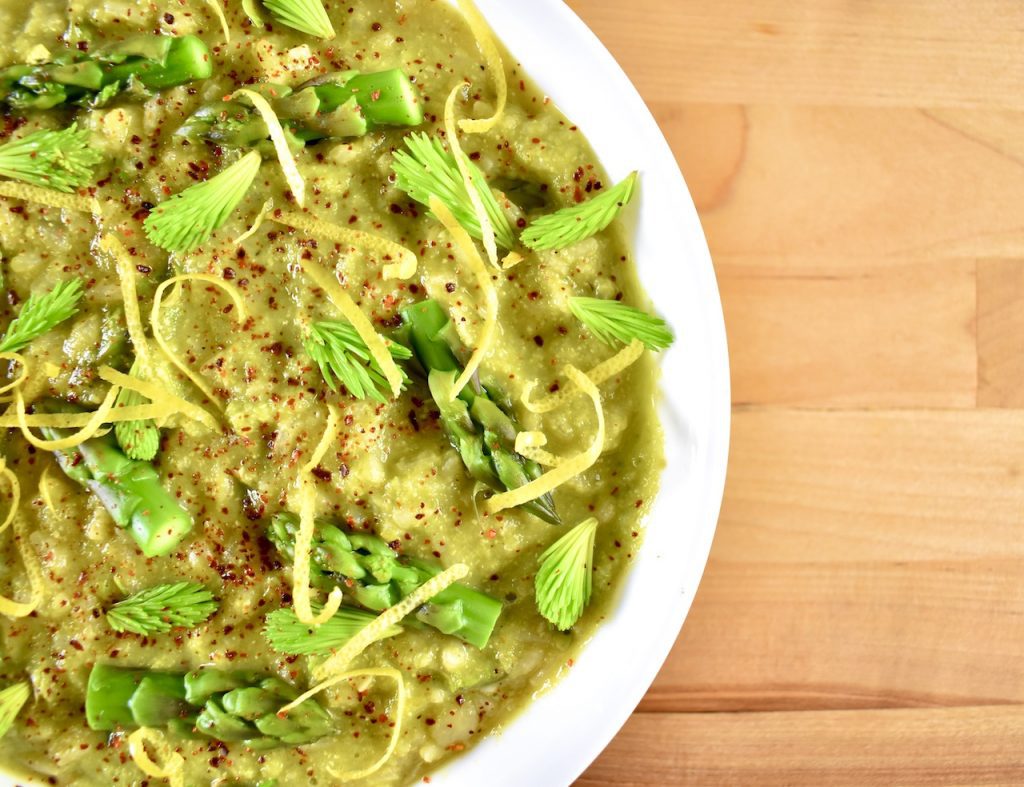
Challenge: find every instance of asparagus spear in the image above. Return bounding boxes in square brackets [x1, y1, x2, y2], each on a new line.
[85, 664, 332, 748]
[400, 299, 560, 525]
[39, 421, 192, 557]
[0, 34, 212, 111]
[176, 68, 423, 149]
[267, 513, 503, 649]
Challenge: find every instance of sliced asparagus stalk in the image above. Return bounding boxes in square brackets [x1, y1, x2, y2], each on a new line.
[176, 68, 423, 148]
[0, 35, 212, 111]
[400, 299, 560, 524]
[86, 665, 332, 748]
[267, 513, 503, 650]
[39, 417, 192, 557]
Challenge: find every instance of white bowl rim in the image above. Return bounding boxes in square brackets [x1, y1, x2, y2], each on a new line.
[430, 1, 731, 785]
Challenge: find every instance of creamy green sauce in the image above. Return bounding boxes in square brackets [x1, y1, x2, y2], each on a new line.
[0, 0, 663, 784]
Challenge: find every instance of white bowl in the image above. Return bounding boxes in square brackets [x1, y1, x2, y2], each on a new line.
[433, 1, 731, 784]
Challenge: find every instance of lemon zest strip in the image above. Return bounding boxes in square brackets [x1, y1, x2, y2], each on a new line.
[101, 234, 153, 374]
[487, 366, 604, 513]
[455, 0, 507, 135]
[231, 89, 304, 207]
[0, 512, 44, 618]
[201, 0, 231, 44]
[151, 274, 246, 412]
[234, 198, 273, 244]
[522, 339, 644, 414]
[429, 196, 497, 401]
[326, 668, 407, 782]
[128, 728, 185, 787]
[296, 255, 404, 398]
[270, 211, 417, 281]
[14, 385, 120, 451]
[291, 405, 343, 626]
[444, 83, 498, 268]
[98, 366, 218, 431]
[0, 458, 19, 533]
[514, 431, 563, 468]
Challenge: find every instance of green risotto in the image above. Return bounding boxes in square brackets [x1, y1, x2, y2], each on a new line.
[0, 0, 668, 783]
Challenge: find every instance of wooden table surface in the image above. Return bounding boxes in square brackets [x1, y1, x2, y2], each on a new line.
[565, 1, 1024, 784]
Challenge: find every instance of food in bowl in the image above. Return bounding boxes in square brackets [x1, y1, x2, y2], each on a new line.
[0, 0, 673, 783]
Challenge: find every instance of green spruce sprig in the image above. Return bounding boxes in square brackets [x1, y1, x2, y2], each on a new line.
[106, 582, 218, 635]
[0, 682, 31, 738]
[0, 124, 103, 192]
[262, 0, 336, 39]
[0, 278, 83, 353]
[534, 517, 599, 631]
[392, 132, 517, 250]
[568, 296, 673, 351]
[521, 171, 638, 251]
[305, 320, 412, 403]
[263, 605, 402, 655]
[143, 150, 261, 253]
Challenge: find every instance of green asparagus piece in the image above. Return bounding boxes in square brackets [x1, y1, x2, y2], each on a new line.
[0, 35, 212, 111]
[176, 68, 423, 149]
[400, 299, 560, 524]
[86, 665, 332, 748]
[267, 513, 503, 649]
[39, 419, 193, 557]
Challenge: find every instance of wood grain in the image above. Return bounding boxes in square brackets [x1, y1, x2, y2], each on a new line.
[578, 706, 1024, 786]
[569, 0, 1024, 783]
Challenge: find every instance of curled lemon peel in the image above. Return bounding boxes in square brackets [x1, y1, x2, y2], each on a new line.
[429, 196, 497, 401]
[444, 84, 497, 268]
[234, 198, 273, 244]
[514, 431, 563, 468]
[278, 564, 469, 718]
[501, 250, 524, 270]
[487, 366, 604, 513]
[0, 352, 29, 399]
[0, 512, 44, 618]
[326, 668, 407, 782]
[201, 0, 231, 44]
[231, 89, 304, 207]
[270, 211, 417, 281]
[0, 181, 99, 214]
[297, 256, 404, 398]
[37, 463, 57, 514]
[14, 384, 120, 451]
[0, 403, 171, 429]
[0, 458, 20, 533]
[151, 274, 247, 412]
[291, 406, 343, 626]
[522, 339, 644, 414]
[455, 0, 507, 135]
[98, 366, 218, 432]
[101, 234, 153, 374]
[128, 728, 185, 787]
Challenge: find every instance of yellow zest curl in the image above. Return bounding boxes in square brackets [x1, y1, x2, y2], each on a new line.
[429, 196, 497, 401]
[487, 366, 604, 513]
[455, 0, 507, 135]
[201, 0, 231, 44]
[444, 84, 497, 267]
[0, 352, 29, 400]
[234, 198, 273, 244]
[0, 458, 19, 533]
[14, 384, 120, 451]
[522, 339, 644, 414]
[231, 89, 304, 207]
[514, 431, 563, 468]
[100, 234, 152, 373]
[326, 668, 407, 782]
[0, 512, 44, 618]
[296, 255, 404, 398]
[151, 274, 247, 411]
[270, 211, 417, 281]
[128, 728, 185, 787]
[279, 564, 469, 718]
[291, 406, 343, 626]
[98, 366, 218, 432]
